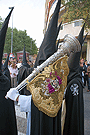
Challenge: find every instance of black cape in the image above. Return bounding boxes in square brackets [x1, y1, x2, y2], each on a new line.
[18, 45, 31, 95]
[20, 65, 62, 135]
[17, 0, 62, 133]
[63, 23, 85, 135]
[0, 73, 17, 135]
[2, 54, 11, 81]
[31, 101, 61, 135]
[30, 0, 62, 134]
[63, 72, 84, 135]
[0, 7, 17, 135]
[18, 66, 33, 95]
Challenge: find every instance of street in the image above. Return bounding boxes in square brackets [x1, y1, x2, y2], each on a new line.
[15, 86, 90, 135]
[84, 86, 90, 135]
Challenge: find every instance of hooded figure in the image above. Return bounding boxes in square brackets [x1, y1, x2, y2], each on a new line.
[5, 0, 68, 135]
[29, 0, 62, 135]
[18, 45, 31, 95]
[17, 0, 62, 134]
[18, 1, 62, 95]
[2, 54, 11, 80]
[0, 7, 17, 135]
[5, 1, 85, 135]
[22, 44, 30, 68]
[34, 0, 61, 68]
[63, 23, 85, 135]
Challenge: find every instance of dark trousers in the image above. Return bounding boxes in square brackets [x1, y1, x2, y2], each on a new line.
[88, 77, 90, 90]
[11, 77, 17, 88]
[84, 75, 88, 86]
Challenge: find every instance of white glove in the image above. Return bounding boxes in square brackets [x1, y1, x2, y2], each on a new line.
[5, 88, 20, 101]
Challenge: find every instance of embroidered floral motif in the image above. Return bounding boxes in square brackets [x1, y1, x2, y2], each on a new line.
[46, 71, 62, 93]
[70, 84, 79, 96]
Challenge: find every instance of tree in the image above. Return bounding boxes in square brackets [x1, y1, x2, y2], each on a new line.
[4, 27, 38, 55]
[61, 0, 90, 29]
[0, 16, 3, 29]
[0, 16, 38, 55]
[4, 28, 38, 55]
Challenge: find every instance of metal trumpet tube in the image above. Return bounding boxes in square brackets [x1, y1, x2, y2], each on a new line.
[16, 34, 81, 92]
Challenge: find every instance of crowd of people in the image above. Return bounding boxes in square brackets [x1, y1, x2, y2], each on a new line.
[2, 57, 34, 88]
[79, 58, 90, 92]
[0, 1, 88, 135]
[2, 57, 90, 92]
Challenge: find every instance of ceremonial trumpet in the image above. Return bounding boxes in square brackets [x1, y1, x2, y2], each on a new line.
[16, 34, 81, 92]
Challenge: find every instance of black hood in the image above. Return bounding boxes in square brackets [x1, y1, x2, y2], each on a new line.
[0, 8, 14, 90]
[2, 54, 11, 81]
[0, 7, 14, 70]
[56, 21, 62, 40]
[34, 0, 61, 68]
[77, 23, 85, 47]
[22, 45, 30, 68]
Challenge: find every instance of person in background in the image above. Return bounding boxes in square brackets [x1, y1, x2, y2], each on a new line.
[16, 59, 22, 69]
[79, 59, 85, 84]
[28, 60, 33, 67]
[0, 7, 17, 135]
[87, 62, 90, 92]
[2, 60, 5, 65]
[80, 58, 84, 65]
[8, 60, 11, 69]
[9, 61, 18, 88]
[84, 60, 88, 87]
[1, 60, 5, 70]
[10, 57, 14, 62]
[13, 58, 17, 64]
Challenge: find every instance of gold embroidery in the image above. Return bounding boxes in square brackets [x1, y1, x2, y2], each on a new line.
[27, 55, 69, 117]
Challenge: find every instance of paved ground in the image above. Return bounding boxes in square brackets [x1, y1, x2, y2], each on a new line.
[83, 86, 90, 135]
[15, 105, 27, 135]
[15, 86, 90, 135]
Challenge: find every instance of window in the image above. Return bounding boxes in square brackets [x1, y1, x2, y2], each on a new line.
[74, 21, 79, 26]
[74, 20, 83, 27]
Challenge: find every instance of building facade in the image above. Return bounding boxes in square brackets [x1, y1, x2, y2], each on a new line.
[44, 0, 90, 62]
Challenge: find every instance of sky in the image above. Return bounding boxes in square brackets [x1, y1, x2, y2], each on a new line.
[0, 0, 45, 48]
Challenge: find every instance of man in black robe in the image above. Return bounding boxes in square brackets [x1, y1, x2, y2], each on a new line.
[5, 1, 86, 135]
[2, 54, 11, 80]
[18, 45, 31, 95]
[63, 23, 85, 135]
[0, 7, 17, 135]
[6, 0, 62, 135]
[30, 0, 62, 134]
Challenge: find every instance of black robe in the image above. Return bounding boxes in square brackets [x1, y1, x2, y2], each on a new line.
[2, 67, 11, 82]
[0, 73, 17, 135]
[18, 66, 62, 135]
[31, 101, 62, 135]
[27, 0, 62, 134]
[18, 66, 33, 95]
[63, 72, 84, 135]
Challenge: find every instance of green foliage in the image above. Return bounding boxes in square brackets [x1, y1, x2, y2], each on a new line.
[4, 28, 38, 55]
[61, 0, 90, 29]
[0, 16, 38, 56]
[0, 16, 3, 29]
